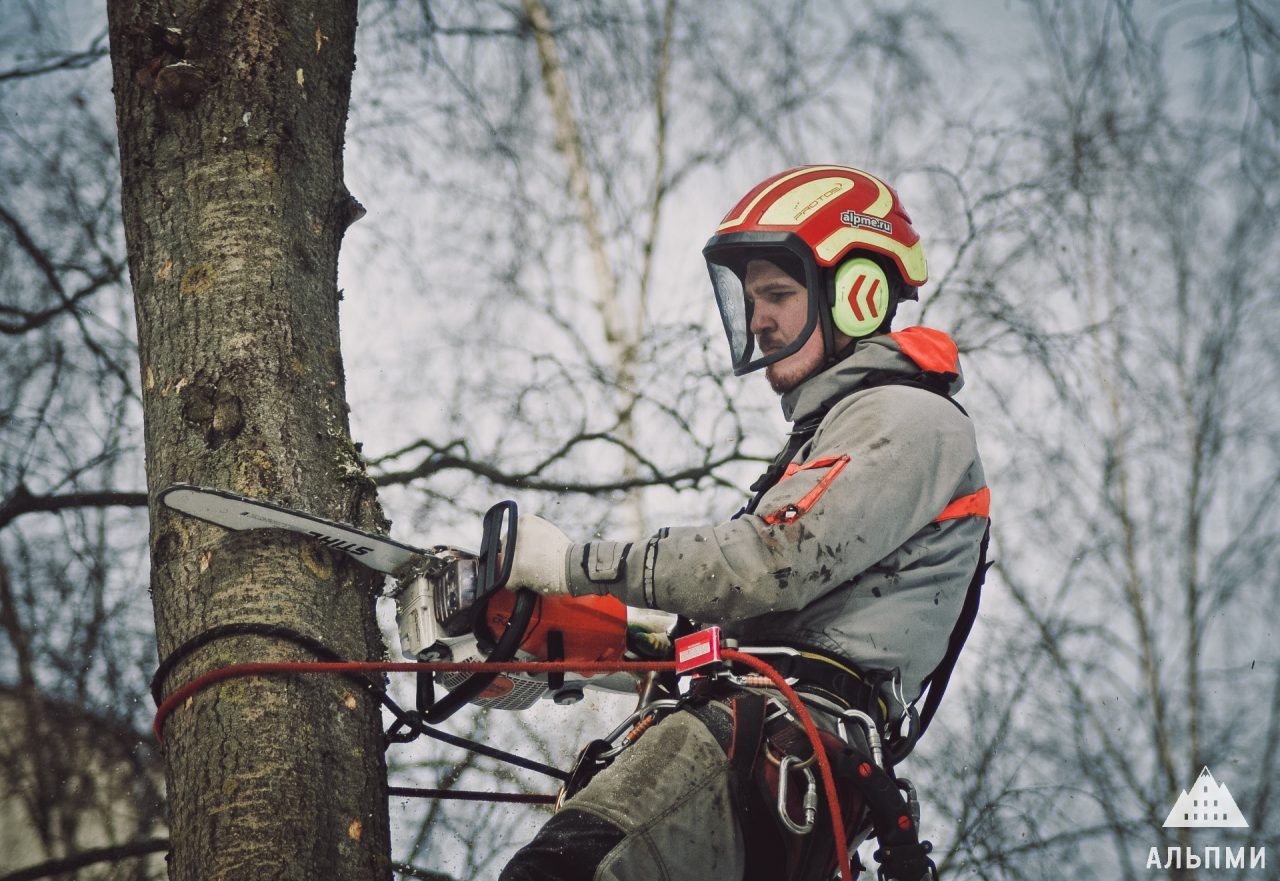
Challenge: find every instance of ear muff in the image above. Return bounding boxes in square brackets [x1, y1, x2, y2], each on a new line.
[831, 256, 892, 338]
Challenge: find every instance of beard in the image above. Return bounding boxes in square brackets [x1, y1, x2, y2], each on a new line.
[765, 362, 801, 393]
[762, 330, 826, 394]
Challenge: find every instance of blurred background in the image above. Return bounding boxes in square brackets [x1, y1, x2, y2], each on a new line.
[1, 0, 1277, 878]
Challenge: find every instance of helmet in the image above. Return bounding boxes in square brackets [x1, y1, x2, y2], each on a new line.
[703, 165, 927, 376]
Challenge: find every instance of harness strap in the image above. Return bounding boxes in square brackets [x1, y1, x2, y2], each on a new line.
[764, 714, 812, 761]
[727, 690, 768, 779]
[694, 693, 847, 881]
[914, 521, 992, 738]
[744, 415, 825, 515]
[688, 675, 936, 880]
[754, 706, 873, 881]
[742, 649, 885, 720]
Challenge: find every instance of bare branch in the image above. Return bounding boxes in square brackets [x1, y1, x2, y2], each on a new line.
[0, 202, 66, 296]
[0, 484, 147, 530]
[0, 837, 168, 881]
[373, 443, 765, 495]
[0, 32, 108, 83]
[391, 862, 456, 881]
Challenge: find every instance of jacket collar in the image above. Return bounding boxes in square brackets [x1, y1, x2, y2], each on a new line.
[780, 326, 966, 423]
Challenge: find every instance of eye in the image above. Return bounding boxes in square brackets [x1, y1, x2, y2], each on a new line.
[759, 289, 799, 305]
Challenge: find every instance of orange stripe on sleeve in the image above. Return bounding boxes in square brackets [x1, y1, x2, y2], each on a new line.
[933, 487, 990, 522]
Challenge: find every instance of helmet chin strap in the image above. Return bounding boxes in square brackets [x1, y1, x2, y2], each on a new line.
[815, 316, 896, 377]
[817, 308, 878, 371]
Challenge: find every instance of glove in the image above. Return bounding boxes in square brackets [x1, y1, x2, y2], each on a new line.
[504, 514, 571, 596]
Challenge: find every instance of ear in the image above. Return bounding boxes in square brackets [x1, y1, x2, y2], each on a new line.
[831, 256, 892, 337]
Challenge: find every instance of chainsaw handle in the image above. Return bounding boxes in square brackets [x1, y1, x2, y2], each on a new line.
[480, 499, 517, 593]
[422, 500, 536, 725]
[471, 498, 519, 645]
[422, 588, 537, 724]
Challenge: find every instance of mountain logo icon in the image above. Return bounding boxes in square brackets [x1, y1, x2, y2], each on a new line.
[1163, 767, 1249, 828]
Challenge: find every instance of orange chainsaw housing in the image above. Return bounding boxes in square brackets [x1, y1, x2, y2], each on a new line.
[482, 590, 629, 672]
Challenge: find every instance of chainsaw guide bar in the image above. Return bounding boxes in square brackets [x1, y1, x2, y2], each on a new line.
[158, 483, 442, 575]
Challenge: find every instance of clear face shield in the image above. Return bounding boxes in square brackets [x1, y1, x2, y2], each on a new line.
[704, 236, 823, 376]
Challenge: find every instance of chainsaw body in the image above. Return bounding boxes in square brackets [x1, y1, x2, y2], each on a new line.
[392, 549, 665, 709]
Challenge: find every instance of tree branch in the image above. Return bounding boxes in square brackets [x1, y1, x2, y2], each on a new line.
[0, 202, 66, 296]
[0, 484, 148, 530]
[0, 37, 108, 83]
[391, 862, 456, 881]
[373, 447, 764, 495]
[0, 271, 123, 335]
[0, 837, 168, 881]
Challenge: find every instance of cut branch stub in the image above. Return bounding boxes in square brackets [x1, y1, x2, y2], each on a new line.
[154, 62, 207, 109]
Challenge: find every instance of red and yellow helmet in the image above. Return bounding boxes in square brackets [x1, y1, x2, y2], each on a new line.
[703, 165, 928, 375]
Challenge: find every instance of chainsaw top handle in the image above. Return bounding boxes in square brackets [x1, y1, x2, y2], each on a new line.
[422, 500, 536, 724]
[480, 500, 517, 596]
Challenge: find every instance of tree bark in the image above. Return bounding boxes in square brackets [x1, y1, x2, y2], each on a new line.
[105, 3, 390, 880]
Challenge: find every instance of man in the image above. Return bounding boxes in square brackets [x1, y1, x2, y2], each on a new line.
[500, 165, 989, 881]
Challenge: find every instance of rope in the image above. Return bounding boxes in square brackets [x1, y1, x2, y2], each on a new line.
[150, 622, 348, 705]
[152, 659, 678, 742]
[404, 718, 569, 781]
[724, 649, 853, 881]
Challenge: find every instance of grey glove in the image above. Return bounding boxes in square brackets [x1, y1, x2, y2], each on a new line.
[505, 514, 571, 596]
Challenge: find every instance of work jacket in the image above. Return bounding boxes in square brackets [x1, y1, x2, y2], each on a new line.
[566, 326, 989, 715]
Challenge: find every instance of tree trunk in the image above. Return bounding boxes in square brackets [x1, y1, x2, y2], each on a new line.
[105, 3, 390, 880]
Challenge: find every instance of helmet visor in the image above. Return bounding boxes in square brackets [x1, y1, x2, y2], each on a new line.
[704, 237, 821, 376]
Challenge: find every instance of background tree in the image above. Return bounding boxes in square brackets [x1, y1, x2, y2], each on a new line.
[1, 3, 158, 876]
[909, 2, 1280, 878]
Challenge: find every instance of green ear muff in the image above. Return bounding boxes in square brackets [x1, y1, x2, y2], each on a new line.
[832, 257, 891, 337]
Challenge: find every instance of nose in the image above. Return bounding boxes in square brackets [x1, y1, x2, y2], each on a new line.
[749, 301, 775, 336]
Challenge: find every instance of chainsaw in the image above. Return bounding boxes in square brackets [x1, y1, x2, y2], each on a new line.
[159, 485, 673, 721]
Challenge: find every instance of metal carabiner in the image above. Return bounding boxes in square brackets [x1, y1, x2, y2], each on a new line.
[597, 699, 683, 759]
[776, 754, 818, 835]
[839, 707, 885, 769]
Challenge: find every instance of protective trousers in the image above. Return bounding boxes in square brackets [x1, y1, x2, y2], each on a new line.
[500, 702, 745, 881]
[500, 695, 857, 881]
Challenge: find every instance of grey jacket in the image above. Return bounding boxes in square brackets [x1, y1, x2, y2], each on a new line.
[566, 327, 989, 712]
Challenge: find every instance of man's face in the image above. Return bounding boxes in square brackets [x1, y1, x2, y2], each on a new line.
[745, 258, 829, 394]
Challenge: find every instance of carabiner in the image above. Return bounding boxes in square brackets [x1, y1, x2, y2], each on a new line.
[597, 699, 683, 759]
[776, 754, 817, 835]
[839, 707, 885, 769]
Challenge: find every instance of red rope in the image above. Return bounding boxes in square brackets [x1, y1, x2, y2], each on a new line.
[724, 650, 853, 881]
[153, 653, 852, 881]
[153, 659, 677, 742]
